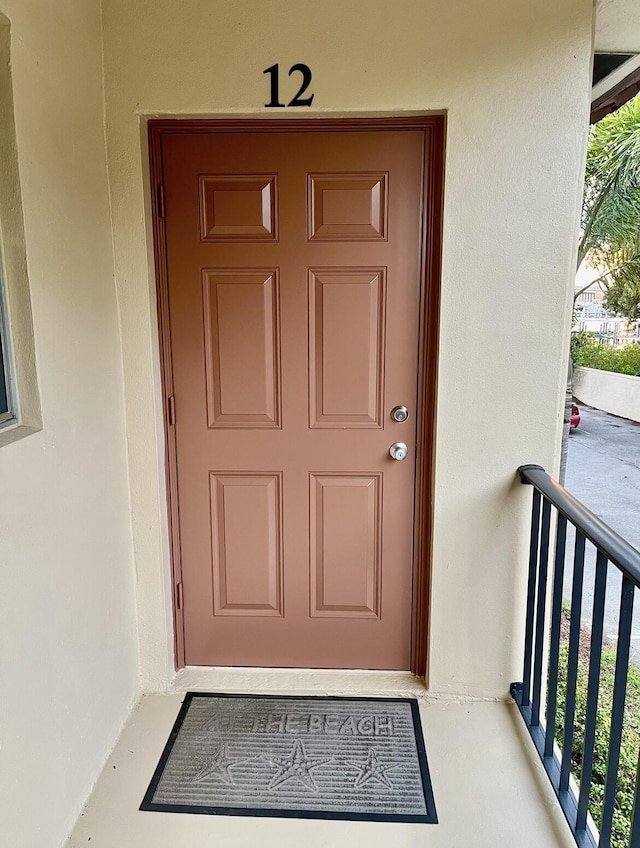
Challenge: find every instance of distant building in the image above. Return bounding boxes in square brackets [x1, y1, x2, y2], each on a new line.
[573, 261, 640, 346]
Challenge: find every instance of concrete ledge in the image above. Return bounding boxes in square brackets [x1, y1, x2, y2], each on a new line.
[574, 366, 640, 423]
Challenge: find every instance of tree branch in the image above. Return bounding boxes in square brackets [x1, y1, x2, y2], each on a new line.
[573, 252, 640, 302]
[577, 176, 615, 269]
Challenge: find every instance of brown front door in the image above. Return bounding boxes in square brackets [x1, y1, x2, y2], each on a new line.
[160, 124, 431, 669]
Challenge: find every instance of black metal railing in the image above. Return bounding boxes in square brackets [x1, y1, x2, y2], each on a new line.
[512, 464, 640, 848]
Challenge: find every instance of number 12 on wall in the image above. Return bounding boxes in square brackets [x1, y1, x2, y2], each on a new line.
[264, 64, 314, 108]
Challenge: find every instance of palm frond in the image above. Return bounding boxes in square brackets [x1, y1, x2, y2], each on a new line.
[579, 94, 640, 323]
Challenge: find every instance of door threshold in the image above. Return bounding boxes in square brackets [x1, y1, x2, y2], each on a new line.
[171, 666, 428, 699]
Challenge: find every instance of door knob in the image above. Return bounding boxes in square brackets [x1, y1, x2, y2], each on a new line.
[390, 405, 409, 423]
[389, 442, 408, 461]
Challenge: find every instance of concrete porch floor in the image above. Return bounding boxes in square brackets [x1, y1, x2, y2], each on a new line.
[66, 671, 576, 848]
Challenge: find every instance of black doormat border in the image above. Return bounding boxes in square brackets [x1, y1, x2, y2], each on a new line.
[140, 691, 438, 824]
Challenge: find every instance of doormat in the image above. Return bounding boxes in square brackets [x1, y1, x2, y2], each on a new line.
[140, 692, 437, 823]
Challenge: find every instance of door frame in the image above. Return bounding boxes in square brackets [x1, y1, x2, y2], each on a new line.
[148, 116, 445, 678]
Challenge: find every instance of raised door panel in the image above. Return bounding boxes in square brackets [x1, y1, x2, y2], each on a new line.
[199, 174, 278, 241]
[310, 474, 382, 618]
[203, 269, 281, 428]
[308, 173, 388, 241]
[209, 472, 284, 617]
[309, 268, 386, 428]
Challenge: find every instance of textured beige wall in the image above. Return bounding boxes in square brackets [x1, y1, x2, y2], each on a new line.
[595, 0, 640, 52]
[0, 3, 138, 846]
[102, 0, 593, 697]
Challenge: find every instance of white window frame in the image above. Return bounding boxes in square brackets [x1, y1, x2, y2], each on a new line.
[0, 268, 15, 425]
[0, 14, 41, 446]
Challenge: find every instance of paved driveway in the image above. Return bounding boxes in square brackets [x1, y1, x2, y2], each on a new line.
[564, 404, 640, 651]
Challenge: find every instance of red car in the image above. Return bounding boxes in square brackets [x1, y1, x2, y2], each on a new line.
[570, 403, 580, 430]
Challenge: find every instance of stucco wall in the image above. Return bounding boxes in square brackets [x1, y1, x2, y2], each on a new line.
[101, 0, 594, 698]
[0, 3, 139, 847]
[574, 366, 640, 422]
[595, 0, 640, 52]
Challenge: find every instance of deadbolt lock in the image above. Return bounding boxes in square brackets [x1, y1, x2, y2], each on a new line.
[390, 405, 409, 423]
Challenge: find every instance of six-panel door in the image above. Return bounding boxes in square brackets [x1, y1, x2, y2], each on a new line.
[162, 129, 424, 668]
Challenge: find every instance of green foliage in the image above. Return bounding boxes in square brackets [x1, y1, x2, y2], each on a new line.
[572, 340, 640, 377]
[604, 274, 640, 323]
[570, 330, 597, 360]
[579, 95, 640, 321]
[555, 634, 640, 848]
[582, 95, 640, 262]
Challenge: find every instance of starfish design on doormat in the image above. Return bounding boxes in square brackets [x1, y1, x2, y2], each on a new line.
[190, 743, 241, 785]
[344, 748, 399, 789]
[265, 739, 332, 792]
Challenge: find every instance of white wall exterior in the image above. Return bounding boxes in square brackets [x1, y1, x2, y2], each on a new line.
[0, 3, 139, 847]
[574, 366, 640, 422]
[101, 0, 594, 698]
[1, 1, 627, 844]
[596, 0, 640, 52]
[0, 2, 614, 843]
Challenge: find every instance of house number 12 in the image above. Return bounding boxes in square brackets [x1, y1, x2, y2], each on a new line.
[263, 64, 314, 108]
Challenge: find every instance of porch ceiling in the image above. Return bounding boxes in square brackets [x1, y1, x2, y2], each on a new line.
[66, 674, 575, 848]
